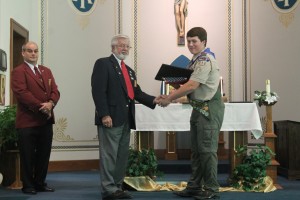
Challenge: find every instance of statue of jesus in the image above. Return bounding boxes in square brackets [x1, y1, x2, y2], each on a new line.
[174, 0, 188, 38]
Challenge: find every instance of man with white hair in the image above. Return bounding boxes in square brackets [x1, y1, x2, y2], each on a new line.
[91, 34, 159, 200]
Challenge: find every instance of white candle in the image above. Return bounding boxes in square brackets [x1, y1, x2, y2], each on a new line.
[166, 83, 170, 95]
[266, 79, 271, 97]
[220, 76, 223, 96]
[161, 80, 165, 95]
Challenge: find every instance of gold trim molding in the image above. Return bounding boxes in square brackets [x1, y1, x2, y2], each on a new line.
[279, 12, 295, 27]
[269, 0, 299, 27]
[53, 117, 74, 142]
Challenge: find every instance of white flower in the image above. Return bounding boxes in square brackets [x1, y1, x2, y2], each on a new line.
[254, 93, 261, 99]
[265, 96, 275, 104]
[253, 90, 279, 107]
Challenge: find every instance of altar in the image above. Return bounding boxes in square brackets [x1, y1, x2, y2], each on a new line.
[136, 102, 262, 138]
[135, 102, 263, 170]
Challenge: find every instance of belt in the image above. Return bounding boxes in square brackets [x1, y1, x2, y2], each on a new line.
[189, 99, 210, 119]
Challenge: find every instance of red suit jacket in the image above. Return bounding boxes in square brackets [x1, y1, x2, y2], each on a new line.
[11, 62, 60, 128]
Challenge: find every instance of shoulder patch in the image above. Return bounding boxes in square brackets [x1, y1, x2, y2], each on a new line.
[197, 52, 210, 62]
[196, 53, 211, 65]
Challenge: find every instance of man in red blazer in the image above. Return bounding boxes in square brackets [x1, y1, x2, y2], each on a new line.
[11, 41, 60, 195]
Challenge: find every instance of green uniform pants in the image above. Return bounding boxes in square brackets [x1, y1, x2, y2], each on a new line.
[187, 98, 225, 192]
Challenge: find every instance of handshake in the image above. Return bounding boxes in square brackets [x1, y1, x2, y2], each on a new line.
[154, 95, 172, 107]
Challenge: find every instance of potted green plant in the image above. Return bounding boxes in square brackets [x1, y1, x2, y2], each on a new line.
[0, 105, 18, 187]
[126, 147, 163, 179]
[0, 105, 18, 152]
[229, 145, 275, 191]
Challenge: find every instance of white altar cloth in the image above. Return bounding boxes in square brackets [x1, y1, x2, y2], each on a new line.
[135, 103, 263, 139]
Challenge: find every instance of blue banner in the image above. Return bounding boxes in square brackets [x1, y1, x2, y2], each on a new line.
[271, 0, 299, 13]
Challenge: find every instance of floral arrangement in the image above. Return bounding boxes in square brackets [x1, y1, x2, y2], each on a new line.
[254, 90, 279, 107]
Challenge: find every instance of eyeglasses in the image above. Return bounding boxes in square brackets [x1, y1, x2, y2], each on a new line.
[24, 49, 39, 53]
[116, 44, 132, 49]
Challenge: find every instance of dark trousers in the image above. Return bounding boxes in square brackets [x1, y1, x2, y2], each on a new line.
[17, 123, 53, 189]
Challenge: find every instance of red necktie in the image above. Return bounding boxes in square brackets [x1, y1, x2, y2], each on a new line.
[34, 66, 42, 80]
[121, 60, 134, 100]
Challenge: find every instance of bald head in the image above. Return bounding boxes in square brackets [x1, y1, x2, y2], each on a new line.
[22, 41, 39, 65]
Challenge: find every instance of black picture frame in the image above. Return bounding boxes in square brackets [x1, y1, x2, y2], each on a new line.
[0, 49, 7, 71]
[155, 64, 192, 81]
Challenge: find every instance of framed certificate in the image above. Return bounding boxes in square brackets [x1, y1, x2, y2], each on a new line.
[155, 64, 192, 84]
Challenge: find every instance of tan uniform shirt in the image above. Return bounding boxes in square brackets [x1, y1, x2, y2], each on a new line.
[188, 50, 220, 101]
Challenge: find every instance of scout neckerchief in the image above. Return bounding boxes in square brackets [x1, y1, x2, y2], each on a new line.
[187, 48, 215, 70]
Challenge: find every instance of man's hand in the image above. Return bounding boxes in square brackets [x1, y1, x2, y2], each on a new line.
[155, 95, 171, 107]
[39, 102, 53, 119]
[158, 96, 171, 107]
[154, 95, 167, 104]
[102, 115, 113, 128]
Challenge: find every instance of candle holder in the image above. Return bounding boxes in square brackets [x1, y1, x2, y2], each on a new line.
[253, 89, 281, 188]
[262, 101, 277, 106]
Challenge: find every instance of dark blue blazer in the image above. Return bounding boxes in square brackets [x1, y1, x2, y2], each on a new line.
[91, 54, 156, 129]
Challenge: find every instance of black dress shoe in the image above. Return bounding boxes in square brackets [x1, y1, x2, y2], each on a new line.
[173, 188, 202, 197]
[22, 187, 37, 195]
[119, 190, 133, 199]
[194, 190, 220, 199]
[35, 186, 55, 192]
[102, 190, 132, 200]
